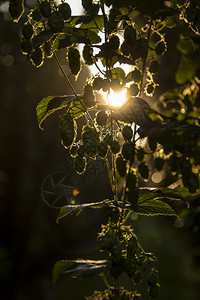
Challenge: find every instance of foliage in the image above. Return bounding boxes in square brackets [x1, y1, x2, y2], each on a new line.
[9, 0, 200, 299]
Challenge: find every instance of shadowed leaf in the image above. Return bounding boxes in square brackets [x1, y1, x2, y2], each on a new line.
[138, 187, 186, 202]
[32, 30, 54, 49]
[9, 0, 24, 22]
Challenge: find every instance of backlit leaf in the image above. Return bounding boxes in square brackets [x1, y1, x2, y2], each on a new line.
[36, 95, 78, 129]
[131, 199, 176, 216]
[176, 55, 199, 84]
[177, 35, 197, 55]
[63, 25, 101, 44]
[68, 99, 85, 119]
[56, 199, 112, 222]
[128, 187, 187, 216]
[52, 261, 73, 285]
[80, 15, 104, 33]
[53, 259, 108, 285]
[111, 67, 126, 82]
[51, 33, 72, 53]
[138, 187, 186, 202]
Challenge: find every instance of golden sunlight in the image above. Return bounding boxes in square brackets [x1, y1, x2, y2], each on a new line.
[107, 89, 127, 107]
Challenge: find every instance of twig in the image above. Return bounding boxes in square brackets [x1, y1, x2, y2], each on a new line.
[54, 53, 95, 126]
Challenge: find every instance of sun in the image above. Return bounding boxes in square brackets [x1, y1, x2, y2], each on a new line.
[107, 89, 127, 107]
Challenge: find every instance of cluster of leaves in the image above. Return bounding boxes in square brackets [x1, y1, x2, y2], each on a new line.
[148, 83, 200, 193]
[53, 223, 160, 299]
[9, 0, 200, 299]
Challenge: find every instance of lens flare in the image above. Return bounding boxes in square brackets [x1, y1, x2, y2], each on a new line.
[107, 89, 127, 107]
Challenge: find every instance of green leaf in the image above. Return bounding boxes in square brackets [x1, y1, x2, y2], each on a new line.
[36, 95, 77, 129]
[164, 15, 177, 28]
[177, 35, 198, 55]
[111, 67, 126, 82]
[52, 261, 73, 285]
[128, 187, 187, 216]
[70, 16, 81, 26]
[75, 28, 101, 44]
[68, 99, 85, 119]
[32, 30, 54, 49]
[80, 15, 104, 33]
[60, 112, 77, 149]
[176, 55, 199, 84]
[53, 259, 108, 285]
[132, 199, 176, 216]
[51, 33, 72, 53]
[63, 25, 101, 44]
[56, 199, 112, 222]
[138, 187, 186, 202]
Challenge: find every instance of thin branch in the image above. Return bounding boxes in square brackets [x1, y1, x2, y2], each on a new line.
[119, 123, 137, 224]
[139, 18, 152, 97]
[54, 53, 79, 97]
[100, 273, 112, 289]
[94, 59, 106, 76]
[54, 53, 95, 126]
[105, 156, 114, 193]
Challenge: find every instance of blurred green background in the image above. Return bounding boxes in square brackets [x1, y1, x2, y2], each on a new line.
[0, 1, 200, 299]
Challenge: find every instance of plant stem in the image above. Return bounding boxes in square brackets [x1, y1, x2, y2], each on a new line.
[122, 210, 132, 224]
[94, 59, 106, 76]
[101, 0, 108, 44]
[100, 273, 111, 288]
[139, 18, 152, 97]
[54, 53, 95, 126]
[119, 20, 153, 223]
[114, 278, 120, 295]
[105, 156, 114, 193]
[111, 117, 118, 199]
[54, 53, 78, 97]
[119, 124, 137, 224]
[101, 0, 110, 73]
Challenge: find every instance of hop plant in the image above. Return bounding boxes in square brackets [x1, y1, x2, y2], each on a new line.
[8, 0, 200, 299]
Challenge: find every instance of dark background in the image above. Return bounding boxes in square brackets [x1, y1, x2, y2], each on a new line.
[0, 1, 200, 299]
